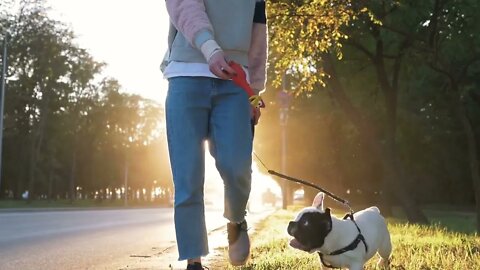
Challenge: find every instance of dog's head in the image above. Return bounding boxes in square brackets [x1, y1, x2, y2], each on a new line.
[287, 192, 332, 252]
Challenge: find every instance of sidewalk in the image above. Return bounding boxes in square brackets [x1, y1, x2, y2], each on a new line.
[119, 208, 274, 270]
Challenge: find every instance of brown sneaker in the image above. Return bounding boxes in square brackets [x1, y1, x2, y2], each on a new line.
[186, 262, 209, 270]
[227, 220, 250, 266]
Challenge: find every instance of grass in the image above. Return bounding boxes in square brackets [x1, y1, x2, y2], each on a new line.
[0, 199, 170, 209]
[426, 209, 476, 235]
[215, 207, 480, 270]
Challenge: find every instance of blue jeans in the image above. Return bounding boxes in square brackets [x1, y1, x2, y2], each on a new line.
[166, 77, 253, 260]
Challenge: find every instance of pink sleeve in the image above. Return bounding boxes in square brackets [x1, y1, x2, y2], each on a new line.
[165, 0, 214, 48]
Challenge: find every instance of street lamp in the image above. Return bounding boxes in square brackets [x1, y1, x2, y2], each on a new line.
[278, 74, 292, 209]
[0, 33, 8, 196]
[124, 136, 133, 206]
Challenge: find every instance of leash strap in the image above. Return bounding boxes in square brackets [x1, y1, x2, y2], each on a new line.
[253, 152, 353, 213]
[267, 170, 350, 207]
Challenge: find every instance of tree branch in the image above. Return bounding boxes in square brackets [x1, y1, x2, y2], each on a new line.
[428, 0, 443, 48]
[392, 38, 412, 90]
[428, 61, 455, 85]
[343, 39, 375, 62]
[458, 55, 480, 83]
[469, 90, 480, 106]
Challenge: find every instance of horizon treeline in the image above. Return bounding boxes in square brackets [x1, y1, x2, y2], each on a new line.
[0, 1, 172, 203]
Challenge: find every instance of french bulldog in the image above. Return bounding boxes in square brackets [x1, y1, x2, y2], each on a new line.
[287, 192, 392, 270]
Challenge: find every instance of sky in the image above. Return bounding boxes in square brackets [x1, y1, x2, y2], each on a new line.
[47, 0, 170, 104]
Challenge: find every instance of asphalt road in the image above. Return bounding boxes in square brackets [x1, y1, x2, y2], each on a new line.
[0, 207, 226, 270]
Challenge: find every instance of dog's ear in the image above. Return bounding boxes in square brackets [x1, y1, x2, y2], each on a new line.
[312, 192, 325, 210]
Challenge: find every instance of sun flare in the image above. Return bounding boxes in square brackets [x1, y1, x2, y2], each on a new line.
[203, 142, 281, 212]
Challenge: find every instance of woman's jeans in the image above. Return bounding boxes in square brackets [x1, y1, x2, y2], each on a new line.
[166, 77, 253, 260]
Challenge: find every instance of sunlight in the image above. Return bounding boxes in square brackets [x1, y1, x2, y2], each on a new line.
[47, 0, 169, 104]
[153, 187, 162, 198]
[249, 162, 282, 211]
[203, 142, 281, 213]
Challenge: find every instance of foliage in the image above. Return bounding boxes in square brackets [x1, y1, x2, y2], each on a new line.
[260, 0, 480, 225]
[268, 0, 374, 94]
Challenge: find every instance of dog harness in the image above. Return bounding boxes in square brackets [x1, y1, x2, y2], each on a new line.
[318, 213, 368, 269]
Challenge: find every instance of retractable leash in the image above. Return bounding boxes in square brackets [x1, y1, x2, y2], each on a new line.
[253, 152, 355, 214]
[229, 61, 265, 109]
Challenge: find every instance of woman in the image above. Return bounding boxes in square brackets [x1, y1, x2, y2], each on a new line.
[161, 0, 267, 269]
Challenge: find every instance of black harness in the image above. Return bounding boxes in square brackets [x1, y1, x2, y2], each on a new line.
[318, 214, 368, 269]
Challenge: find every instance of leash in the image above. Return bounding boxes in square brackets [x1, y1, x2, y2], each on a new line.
[253, 152, 354, 214]
[229, 63, 352, 213]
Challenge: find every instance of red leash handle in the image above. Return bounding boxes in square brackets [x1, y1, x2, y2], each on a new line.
[229, 61, 265, 108]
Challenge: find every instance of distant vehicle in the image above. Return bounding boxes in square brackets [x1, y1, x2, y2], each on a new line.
[293, 189, 305, 204]
[262, 188, 277, 206]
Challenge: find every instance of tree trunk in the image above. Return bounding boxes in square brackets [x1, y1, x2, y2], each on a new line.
[469, 90, 480, 106]
[26, 85, 50, 202]
[281, 183, 288, 209]
[27, 132, 36, 203]
[455, 94, 480, 233]
[47, 165, 54, 201]
[27, 119, 47, 202]
[69, 147, 77, 203]
[15, 136, 27, 199]
[323, 53, 428, 223]
[373, 35, 412, 217]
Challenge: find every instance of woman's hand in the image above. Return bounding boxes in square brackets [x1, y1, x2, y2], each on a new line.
[208, 51, 236, 80]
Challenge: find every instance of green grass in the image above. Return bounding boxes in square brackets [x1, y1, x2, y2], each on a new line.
[217, 207, 480, 270]
[426, 209, 476, 235]
[0, 199, 170, 209]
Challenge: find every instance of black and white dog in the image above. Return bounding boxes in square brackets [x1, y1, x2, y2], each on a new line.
[287, 192, 392, 270]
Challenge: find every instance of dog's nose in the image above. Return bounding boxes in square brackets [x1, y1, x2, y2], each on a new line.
[287, 221, 297, 236]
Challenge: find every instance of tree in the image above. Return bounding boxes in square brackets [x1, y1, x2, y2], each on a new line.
[412, 0, 480, 231]
[268, 0, 428, 223]
[0, 1, 170, 202]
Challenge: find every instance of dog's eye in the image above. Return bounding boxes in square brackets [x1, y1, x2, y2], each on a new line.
[303, 220, 309, 227]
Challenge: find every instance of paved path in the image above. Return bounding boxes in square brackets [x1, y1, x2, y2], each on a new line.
[0, 207, 273, 270]
[125, 208, 274, 270]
